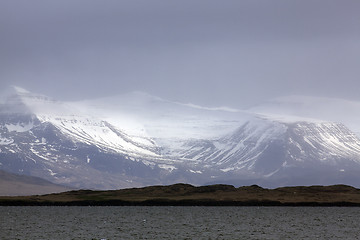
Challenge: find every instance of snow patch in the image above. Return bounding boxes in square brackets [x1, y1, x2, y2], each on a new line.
[220, 167, 235, 172]
[264, 169, 280, 178]
[48, 169, 57, 176]
[0, 137, 14, 145]
[158, 164, 177, 172]
[5, 122, 34, 132]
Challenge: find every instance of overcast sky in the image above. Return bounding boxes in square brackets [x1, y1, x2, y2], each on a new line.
[1, 0, 360, 107]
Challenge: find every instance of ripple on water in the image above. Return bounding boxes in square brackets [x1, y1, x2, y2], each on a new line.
[1, 206, 360, 240]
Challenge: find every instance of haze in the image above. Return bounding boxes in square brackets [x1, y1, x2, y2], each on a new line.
[1, 0, 360, 108]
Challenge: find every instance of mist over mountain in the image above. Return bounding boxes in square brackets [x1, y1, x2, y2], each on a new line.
[1, 86, 360, 190]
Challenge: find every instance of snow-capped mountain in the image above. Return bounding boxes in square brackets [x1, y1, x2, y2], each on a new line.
[250, 95, 360, 136]
[2, 86, 360, 189]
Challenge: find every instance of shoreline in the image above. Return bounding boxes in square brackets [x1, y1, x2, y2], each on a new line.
[2, 183, 360, 206]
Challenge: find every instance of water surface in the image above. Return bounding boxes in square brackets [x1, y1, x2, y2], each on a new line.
[1, 206, 359, 239]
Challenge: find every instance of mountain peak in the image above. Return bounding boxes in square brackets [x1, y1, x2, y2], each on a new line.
[0, 85, 30, 100]
[0, 85, 53, 102]
[0, 85, 63, 115]
[10, 85, 30, 94]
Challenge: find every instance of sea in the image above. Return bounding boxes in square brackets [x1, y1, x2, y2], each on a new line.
[0, 206, 359, 239]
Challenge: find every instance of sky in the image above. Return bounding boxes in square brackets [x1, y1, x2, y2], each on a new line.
[1, 0, 360, 108]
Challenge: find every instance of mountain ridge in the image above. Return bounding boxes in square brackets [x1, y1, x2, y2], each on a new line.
[2, 86, 360, 189]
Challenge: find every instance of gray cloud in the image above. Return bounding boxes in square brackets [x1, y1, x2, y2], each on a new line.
[1, 0, 360, 107]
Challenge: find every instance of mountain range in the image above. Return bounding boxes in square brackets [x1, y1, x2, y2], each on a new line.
[1, 86, 360, 192]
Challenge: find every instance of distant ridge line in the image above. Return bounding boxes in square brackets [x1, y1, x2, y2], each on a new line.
[1, 183, 360, 206]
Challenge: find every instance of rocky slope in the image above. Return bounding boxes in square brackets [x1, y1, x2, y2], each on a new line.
[0, 170, 71, 196]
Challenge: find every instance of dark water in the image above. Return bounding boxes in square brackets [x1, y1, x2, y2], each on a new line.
[1, 206, 359, 239]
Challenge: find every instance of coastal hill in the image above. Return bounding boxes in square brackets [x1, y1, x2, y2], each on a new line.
[1, 183, 360, 206]
[0, 170, 71, 196]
